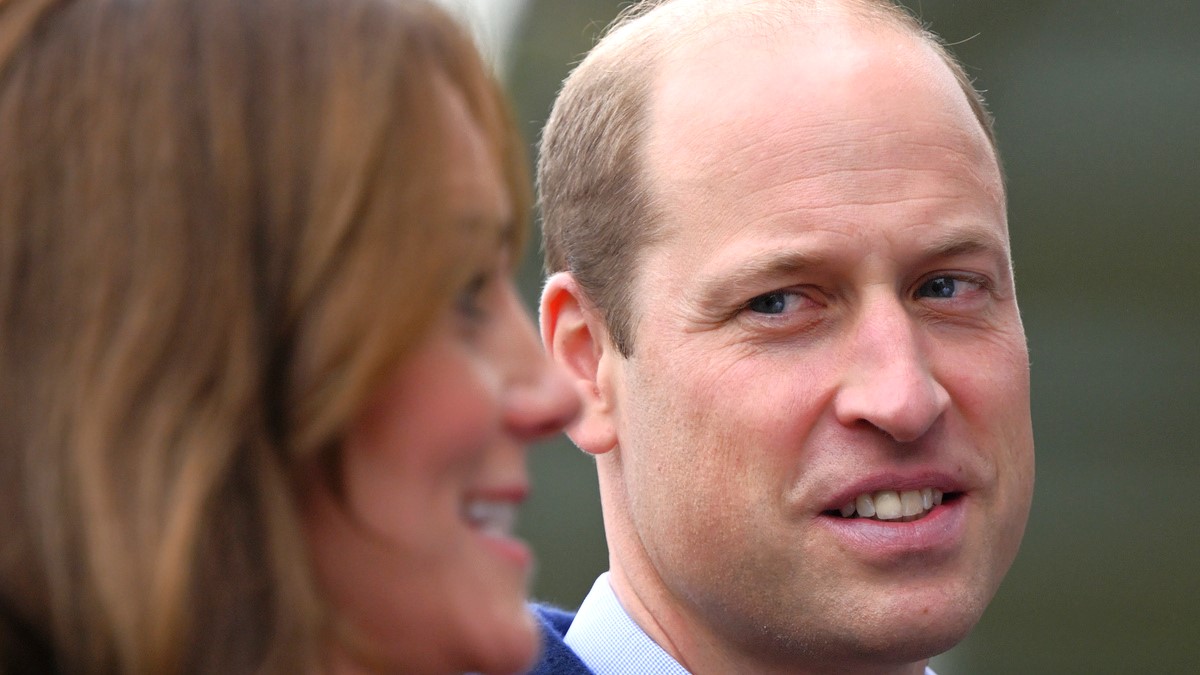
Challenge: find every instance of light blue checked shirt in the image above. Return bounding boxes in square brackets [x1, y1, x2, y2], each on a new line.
[563, 572, 938, 675]
[564, 573, 689, 675]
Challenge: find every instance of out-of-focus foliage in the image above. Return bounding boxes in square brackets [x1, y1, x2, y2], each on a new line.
[507, 1, 1200, 672]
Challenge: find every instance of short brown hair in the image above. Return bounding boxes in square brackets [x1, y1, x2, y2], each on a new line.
[0, 0, 526, 672]
[538, 0, 998, 357]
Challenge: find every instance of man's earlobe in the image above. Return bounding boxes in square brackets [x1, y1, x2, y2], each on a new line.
[540, 272, 619, 455]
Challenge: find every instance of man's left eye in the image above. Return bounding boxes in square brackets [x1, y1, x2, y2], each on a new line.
[746, 291, 790, 314]
[917, 276, 959, 298]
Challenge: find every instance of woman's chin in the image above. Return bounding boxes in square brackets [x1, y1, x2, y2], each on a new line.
[461, 603, 540, 675]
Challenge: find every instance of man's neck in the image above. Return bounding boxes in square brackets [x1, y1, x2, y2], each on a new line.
[607, 564, 931, 675]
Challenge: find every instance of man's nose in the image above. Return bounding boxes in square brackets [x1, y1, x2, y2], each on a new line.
[832, 296, 950, 443]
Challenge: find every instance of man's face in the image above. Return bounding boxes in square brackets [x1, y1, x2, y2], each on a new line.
[605, 21, 1034, 670]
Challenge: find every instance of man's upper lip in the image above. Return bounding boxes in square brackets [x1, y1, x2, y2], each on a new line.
[821, 469, 968, 511]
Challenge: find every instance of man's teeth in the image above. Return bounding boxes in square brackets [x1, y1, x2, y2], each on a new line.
[463, 500, 517, 536]
[837, 488, 944, 521]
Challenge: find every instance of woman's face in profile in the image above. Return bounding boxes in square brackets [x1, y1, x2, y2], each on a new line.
[303, 79, 579, 675]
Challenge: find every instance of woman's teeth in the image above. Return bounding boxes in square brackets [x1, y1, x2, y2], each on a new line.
[463, 500, 518, 536]
[837, 488, 944, 521]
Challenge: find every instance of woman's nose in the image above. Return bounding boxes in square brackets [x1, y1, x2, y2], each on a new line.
[497, 283, 582, 441]
[504, 358, 581, 442]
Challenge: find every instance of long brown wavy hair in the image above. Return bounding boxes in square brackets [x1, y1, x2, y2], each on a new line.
[0, 0, 530, 672]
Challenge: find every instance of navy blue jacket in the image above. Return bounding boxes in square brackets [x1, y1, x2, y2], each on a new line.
[527, 604, 595, 675]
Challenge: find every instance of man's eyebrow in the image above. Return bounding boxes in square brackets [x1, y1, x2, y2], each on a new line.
[693, 249, 827, 306]
[922, 227, 1012, 266]
[690, 226, 1011, 304]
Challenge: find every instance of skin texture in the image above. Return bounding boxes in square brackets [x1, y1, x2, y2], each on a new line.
[304, 80, 579, 675]
[542, 14, 1034, 675]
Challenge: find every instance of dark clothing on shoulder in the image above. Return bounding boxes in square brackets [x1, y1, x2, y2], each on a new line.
[528, 604, 595, 675]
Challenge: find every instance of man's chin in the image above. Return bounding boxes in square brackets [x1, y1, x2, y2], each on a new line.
[830, 602, 981, 668]
[742, 587, 986, 672]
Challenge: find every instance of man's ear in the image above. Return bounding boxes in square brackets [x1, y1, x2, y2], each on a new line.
[540, 272, 619, 455]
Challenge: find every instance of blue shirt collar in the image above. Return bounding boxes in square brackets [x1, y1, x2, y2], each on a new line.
[563, 572, 690, 675]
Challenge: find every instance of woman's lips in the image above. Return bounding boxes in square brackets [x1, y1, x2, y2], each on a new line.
[462, 492, 533, 569]
[463, 499, 520, 536]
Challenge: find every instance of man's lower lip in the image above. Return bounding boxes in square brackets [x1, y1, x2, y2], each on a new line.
[818, 496, 967, 557]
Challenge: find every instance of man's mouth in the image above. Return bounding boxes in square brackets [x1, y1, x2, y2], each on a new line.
[829, 488, 956, 522]
[462, 499, 519, 536]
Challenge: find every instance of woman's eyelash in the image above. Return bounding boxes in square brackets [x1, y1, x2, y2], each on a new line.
[456, 274, 489, 320]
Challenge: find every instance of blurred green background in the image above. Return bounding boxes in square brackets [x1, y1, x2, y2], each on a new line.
[453, 1, 1200, 672]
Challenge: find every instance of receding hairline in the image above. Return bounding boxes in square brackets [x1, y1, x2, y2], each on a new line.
[602, 0, 995, 138]
[590, 0, 933, 67]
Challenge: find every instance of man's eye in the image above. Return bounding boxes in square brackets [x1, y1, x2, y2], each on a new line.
[915, 274, 989, 301]
[917, 276, 958, 299]
[746, 291, 792, 315]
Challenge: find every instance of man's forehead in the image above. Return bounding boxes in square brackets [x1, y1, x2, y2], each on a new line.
[642, 18, 996, 200]
[631, 10, 1009, 282]
[650, 16, 942, 141]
